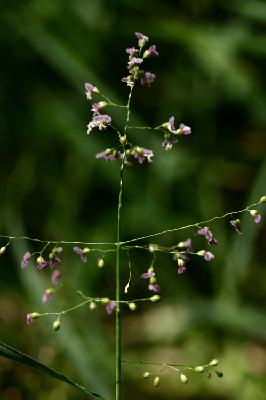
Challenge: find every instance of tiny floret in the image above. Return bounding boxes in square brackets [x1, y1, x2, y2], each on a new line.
[135, 32, 149, 46]
[73, 247, 88, 263]
[106, 301, 116, 315]
[87, 114, 112, 134]
[140, 72, 156, 87]
[197, 227, 218, 245]
[85, 82, 99, 100]
[249, 209, 261, 224]
[21, 251, 31, 268]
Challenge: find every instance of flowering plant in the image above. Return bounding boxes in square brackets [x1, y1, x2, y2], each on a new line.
[0, 32, 265, 400]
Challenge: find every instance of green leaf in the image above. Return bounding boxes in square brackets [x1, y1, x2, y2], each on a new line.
[0, 341, 107, 399]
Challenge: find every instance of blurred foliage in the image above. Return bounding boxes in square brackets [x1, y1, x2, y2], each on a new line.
[0, 0, 266, 399]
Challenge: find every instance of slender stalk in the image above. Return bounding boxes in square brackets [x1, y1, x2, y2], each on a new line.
[115, 160, 123, 400]
[115, 84, 134, 400]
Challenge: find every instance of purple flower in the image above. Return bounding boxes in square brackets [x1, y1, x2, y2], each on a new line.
[26, 312, 39, 325]
[73, 247, 88, 263]
[51, 270, 61, 285]
[203, 251, 215, 261]
[178, 265, 186, 274]
[91, 101, 107, 115]
[21, 251, 31, 268]
[128, 57, 143, 69]
[250, 210, 262, 224]
[162, 137, 178, 150]
[106, 301, 116, 315]
[177, 238, 193, 250]
[49, 247, 62, 267]
[96, 149, 121, 162]
[140, 72, 156, 87]
[27, 313, 33, 325]
[87, 114, 111, 134]
[85, 83, 99, 100]
[197, 227, 218, 246]
[144, 45, 159, 58]
[42, 289, 53, 303]
[135, 32, 149, 46]
[177, 123, 191, 136]
[130, 147, 154, 164]
[36, 257, 48, 270]
[141, 271, 155, 279]
[148, 283, 161, 292]
[167, 116, 176, 133]
[230, 219, 242, 234]
[126, 47, 138, 56]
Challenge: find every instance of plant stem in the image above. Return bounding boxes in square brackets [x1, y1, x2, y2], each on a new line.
[115, 84, 134, 400]
[115, 160, 123, 400]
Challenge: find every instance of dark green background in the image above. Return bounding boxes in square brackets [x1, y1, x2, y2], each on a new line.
[1, 0, 266, 399]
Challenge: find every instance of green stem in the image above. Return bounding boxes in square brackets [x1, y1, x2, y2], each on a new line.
[115, 159, 123, 400]
[115, 84, 134, 400]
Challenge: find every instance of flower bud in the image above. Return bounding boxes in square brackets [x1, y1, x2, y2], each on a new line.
[209, 359, 219, 366]
[83, 247, 90, 254]
[180, 373, 188, 384]
[128, 302, 137, 311]
[100, 297, 110, 304]
[250, 209, 258, 217]
[0, 247, 6, 255]
[194, 366, 205, 373]
[197, 250, 205, 256]
[97, 258, 104, 268]
[36, 256, 44, 264]
[153, 376, 160, 387]
[150, 295, 161, 302]
[52, 320, 60, 331]
[177, 258, 185, 267]
[119, 136, 127, 145]
[31, 312, 41, 319]
[149, 276, 157, 284]
[259, 195, 266, 203]
[89, 301, 97, 310]
[148, 244, 158, 252]
[142, 371, 150, 379]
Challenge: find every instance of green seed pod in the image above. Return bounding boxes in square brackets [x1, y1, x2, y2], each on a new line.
[150, 295, 161, 303]
[180, 373, 188, 384]
[52, 320, 61, 331]
[259, 195, 266, 203]
[194, 366, 205, 373]
[142, 371, 150, 379]
[89, 301, 97, 310]
[97, 258, 104, 268]
[153, 376, 160, 387]
[209, 359, 219, 367]
[0, 247, 6, 255]
[128, 302, 137, 311]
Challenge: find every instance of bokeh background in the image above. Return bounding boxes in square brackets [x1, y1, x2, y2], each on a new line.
[1, 0, 266, 399]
